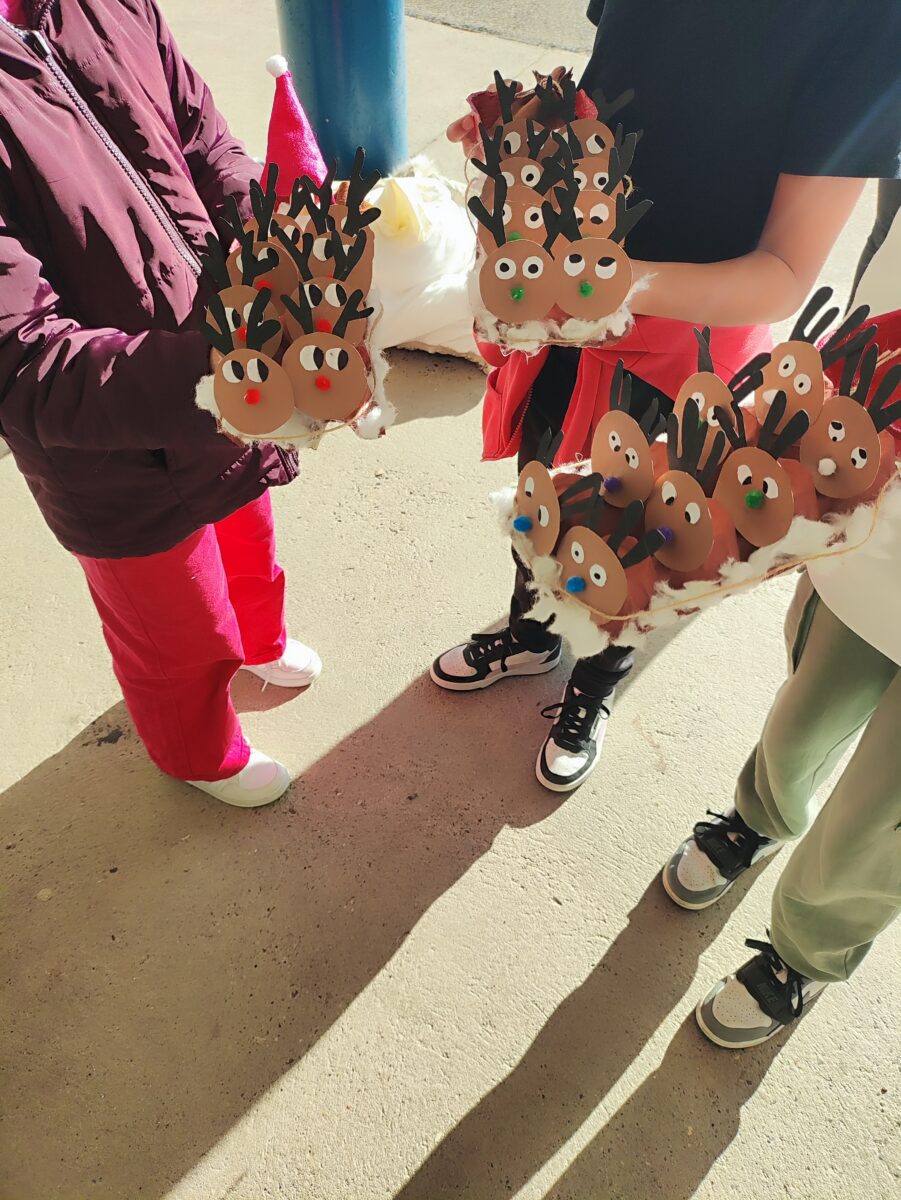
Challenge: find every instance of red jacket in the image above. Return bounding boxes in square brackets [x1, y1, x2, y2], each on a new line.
[481, 316, 774, 464]
[0, 0, 297, 558]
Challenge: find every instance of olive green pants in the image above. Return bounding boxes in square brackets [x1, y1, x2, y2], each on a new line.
[735, 576, 901, 983]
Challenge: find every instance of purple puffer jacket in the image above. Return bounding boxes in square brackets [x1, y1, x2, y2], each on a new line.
[0, 0, 298, 558]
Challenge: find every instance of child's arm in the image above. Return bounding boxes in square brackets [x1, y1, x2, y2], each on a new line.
[630, 175, 866, 327]
[145, 0, 258, 234]
[0, 198, 214, 452]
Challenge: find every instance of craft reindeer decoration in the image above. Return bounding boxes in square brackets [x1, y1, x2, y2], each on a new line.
[548, 188, 652, 321]
[513, 430, 602, 556]
[800, 343, 901, 500]
[469, 176, 557, 323]
[225, 192, 299, 309]
[281, 285, 373, 422]
[492, 71, 530, 159]
[644, 400, 728, 571]
[199, 232, 283, 360]
[563, 86, 635, 162]
[571, 124, 639, 198]
[473, 125, 570, 249]
[327, 147, 381, 237]
[590, 361, 667, 507]
[203, 289, 294, 436]
[713, 391, 810, 546]
[673, 328, 767, 465]
[756, 286, 875, 430]
[554, 497, 666, 618]
[569, 140, 637, 238]
[276, 226, 371, 341]
[298, 156, 378, 295]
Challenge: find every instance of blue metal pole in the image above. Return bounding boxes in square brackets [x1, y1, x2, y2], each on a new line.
[275, 0, 408, 179]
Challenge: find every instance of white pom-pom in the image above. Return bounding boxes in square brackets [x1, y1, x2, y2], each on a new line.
[818, 457, 837, 477]
[266, 55, 289, 78]
[353, 406, 386, 440]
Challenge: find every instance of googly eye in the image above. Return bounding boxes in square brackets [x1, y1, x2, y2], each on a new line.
[586, 132, 606, 155]
[762, 477, 779, 499]
[494, 256, 516, 279]
[574, 206, 585, 225]
[521, 165, 541, 187]
[523, 475, 535, 497]
[312, 237, 330, 261]
[261, 247, 279, 270]
[689, 391, 706, 409]
[503, 131, 522, 156]
[304, 283, 324, 306]
[286, 226, 302, 246]
[851, 447, 869, 469]
[325, 283, 348, 307]
[685, 502, 702, 525]
[525, 206, 543, 228]
[299, 344, 325, 371]
[564, 253, 585, 277]
[246, 357, 269, 384]
[325, 347, 349, 371]
[538, 504, 550, 528]
[589, 563, 607, 587]
[794, 373, 812, 396]
[222, 358, 245, 384]
[501, 169, 515, 187]
[573, 170, 587, 189]
[242, 301, 256, 321]
[522, 255, 545, 279]
[662, 481, 677, 505]
[828, 420, 845, 443]
[778, 354, 796, 377]
[226, 307, 242, 331]
[502, 204, 513, 225]
[608, 430, 622, 452]
[737, 463, 753, 486]
[595, 256, 617, 280]
[624, 447, 640, 470]
[570, 540, 585, 565]
[589, 202, 610, 226]
[592, 172, 610, 190]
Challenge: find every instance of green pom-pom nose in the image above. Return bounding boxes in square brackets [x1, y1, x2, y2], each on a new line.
[511, 286, 525, 302]
[579, 281, 594, 297]
[508, 231, 523, 241]
[745, 488, 765, 510]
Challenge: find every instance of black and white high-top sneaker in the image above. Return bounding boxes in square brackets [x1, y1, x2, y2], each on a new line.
[535, 683, 612, 792]
[430, 627, 561, 692]
[662, 808, 783, 910]
[696, 937, 827, 1049]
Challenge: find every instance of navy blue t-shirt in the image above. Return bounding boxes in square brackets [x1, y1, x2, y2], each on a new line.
[581, 0, 901, 262]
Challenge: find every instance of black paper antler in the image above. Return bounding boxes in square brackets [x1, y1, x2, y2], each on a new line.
[471, 123, 505, 179]
[667, 400, 726, 492]
[468, 175, 509, 248]
[525, 119, 551, 161]
[201, 293, 235, 356]
[281, 286, 316, 336]
[542, 186, 582, 252]
[199, 233, 232, 290]
[535, 71, 578, 125]
[328, 231, 367, 282]
[610, 191, 653, 245]
[789, 286, 875, 368]
[843, 343, 901, 432]
[332, 289, 374, 341]
[244, 287, 281, 351]
[343, 147, 381, 237]
[608, 359, 665, 439]
[605, 499, 666, 566]
[274, 225, 314, 282]
[249, 172, 278, 241]
[299, 161, 338, 234]
[494, 70, 520, 125]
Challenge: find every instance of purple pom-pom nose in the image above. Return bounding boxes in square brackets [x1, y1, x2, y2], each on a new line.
[513, 514, 533, 533]
[657, 526, 675, 545]
[565, 576, 587, 594]
[603, 475, 622, 494]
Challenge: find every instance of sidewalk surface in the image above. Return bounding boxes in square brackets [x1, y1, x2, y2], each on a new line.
[0, 7, 897, 1200]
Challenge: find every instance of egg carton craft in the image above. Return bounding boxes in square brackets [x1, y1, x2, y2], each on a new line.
[196, 154, 392, 447]
[491, 299, 901, 657]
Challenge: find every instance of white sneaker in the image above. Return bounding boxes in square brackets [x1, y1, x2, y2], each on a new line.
[430, 626, 562, 692]
[535, 684, 612, 792]
[242, 638, 322, 689]
[187, 749, 292, 808]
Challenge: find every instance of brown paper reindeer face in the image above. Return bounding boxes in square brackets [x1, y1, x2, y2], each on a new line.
[713, 392, 809, 547]
[571, 189, 618, 238]
[470, 177, 556, 323]
[554, 498, 665, 618]
[644, 400, 726, 571]
[800, 346, 901, 499]
[512, 432, 602, 556]
[561, 87, 635, 162]
[590, 361, 666, 508]
[756, 287, 874, 430]
[281, 287, 373, 422]
[203, 290, 294, 436]
[674, 329, 768, 468]
[475, 184, 548, 251]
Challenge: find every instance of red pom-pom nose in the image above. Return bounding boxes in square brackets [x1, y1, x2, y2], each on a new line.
[314, 376, 331, 391]
[244, 388, 262, 406]
[316, 318, 333, 333]
[236, 326, 247, 344]
[255, 279, 272, 293]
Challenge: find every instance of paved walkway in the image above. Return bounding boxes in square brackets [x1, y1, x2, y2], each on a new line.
[0, 7, 895, 1200]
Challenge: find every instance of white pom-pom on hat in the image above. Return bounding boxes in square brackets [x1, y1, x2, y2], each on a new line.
[266, 55, 289, 78]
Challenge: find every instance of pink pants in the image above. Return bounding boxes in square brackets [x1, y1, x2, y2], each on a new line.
[77, 493, 286, 781]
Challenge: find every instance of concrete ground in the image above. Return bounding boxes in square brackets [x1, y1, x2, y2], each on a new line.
[1, 7, 897, 1200]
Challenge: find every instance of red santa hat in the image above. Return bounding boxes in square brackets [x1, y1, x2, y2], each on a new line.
[263, 55, 328, 198]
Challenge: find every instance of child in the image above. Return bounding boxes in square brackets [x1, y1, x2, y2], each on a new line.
[663, 210, 901, 1045]
[0, 1, 322, 807]
[432, 0, 901, 794]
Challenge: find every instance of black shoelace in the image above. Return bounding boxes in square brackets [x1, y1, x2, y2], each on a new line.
[463, 628, 521, 674]
[541, 692, 609, 754]
[744, 936, 807, 1021]
[693, 809, 768, 873]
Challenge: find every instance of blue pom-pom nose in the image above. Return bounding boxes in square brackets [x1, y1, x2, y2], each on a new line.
[603, 475, 623, 494]
[657, 525, 675, 545]
[513, 514, 533, 533]
[565, 576, 587, 594]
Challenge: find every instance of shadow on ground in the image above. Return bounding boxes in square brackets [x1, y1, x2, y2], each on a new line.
[387, 349, 487, 424]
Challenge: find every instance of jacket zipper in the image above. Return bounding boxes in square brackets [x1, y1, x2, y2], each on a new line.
[0, 18, 203, 277]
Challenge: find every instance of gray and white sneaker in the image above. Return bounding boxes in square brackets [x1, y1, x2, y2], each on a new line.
[535, 684, 613, 792]
[696, 937, 827, 1049]
[430, 627, 562, 692]
[662, 808, 783, 910]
